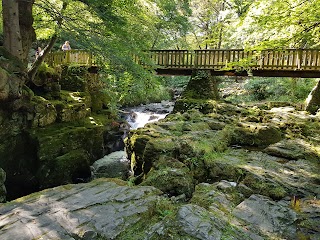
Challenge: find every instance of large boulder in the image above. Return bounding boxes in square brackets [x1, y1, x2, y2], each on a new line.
[91, 151, 129, 179]
[0, 179, 286, 240]
[29, 122, 106, 189]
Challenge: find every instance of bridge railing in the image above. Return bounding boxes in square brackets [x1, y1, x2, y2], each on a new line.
[45, 49, 320, 71]
[45, 50, 95, 67]
[149, 49, 320, 71]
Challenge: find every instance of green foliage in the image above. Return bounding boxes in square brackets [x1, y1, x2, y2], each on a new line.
[226, 77, 317, 103]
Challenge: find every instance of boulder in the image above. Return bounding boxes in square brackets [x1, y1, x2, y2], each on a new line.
[0, 179, 162, 240]
[264, 139, 319, 161]
[29, 123, 106, 189]
[232, 122, 283, 147]
[91, 151, 129, 179]
[141, 167, 195, 198]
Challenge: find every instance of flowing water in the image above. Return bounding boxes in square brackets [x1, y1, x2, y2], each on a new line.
[125, 101, 174, 129]
[91, 101, 174, 179]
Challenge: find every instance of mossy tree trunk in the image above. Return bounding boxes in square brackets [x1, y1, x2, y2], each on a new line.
[181, 70, 220, 100]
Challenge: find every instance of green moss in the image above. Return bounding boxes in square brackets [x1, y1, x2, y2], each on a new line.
[242, 173, 287, 200]
[141, 166, 195, 198]
[117, 198, 192, 240]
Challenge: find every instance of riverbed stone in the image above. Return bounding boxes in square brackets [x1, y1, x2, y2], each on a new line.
[141, 166, 195, 198]
[232, 122, 283, 147]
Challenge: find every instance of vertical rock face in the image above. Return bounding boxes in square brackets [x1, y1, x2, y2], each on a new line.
[0, 63, 124, 200]
[305, 80, 320, 114]
[0, 168, 6, 202]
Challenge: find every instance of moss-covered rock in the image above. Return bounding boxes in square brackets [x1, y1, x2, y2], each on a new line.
[37, 149, 91, 187]
[305, 80, 320, 114]
[141, 167, 195, 198]
[60, 65, 89, 92]
[31, 96, 57, 127]
[231, 122, 283, 147]
[181, 70, 220, 100]
[29, 119, 106, 189]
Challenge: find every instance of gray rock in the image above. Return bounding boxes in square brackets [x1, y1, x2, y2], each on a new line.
[264, 139, 319, 161]
[177, 204, 263, 240]
[177, 204, 224, 240]
[91, 151, 129, 179]
[0, 179, 161, 240]
[233, 194, 297, 238]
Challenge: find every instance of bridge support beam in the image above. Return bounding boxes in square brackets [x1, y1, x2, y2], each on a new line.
[181, 70, 220, 100]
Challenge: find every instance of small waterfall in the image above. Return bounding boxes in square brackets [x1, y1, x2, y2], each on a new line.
[91, 101, 174, 179]
[125, 101, 174, 129]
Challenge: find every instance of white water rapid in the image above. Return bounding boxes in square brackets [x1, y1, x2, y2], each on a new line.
[125, 101, 174, 129]
[90, 101, 174, 179]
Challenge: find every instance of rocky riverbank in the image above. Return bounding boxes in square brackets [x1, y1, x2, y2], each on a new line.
[0, 98, 319, 239]
[125, 99, 320, 239]
[0, 62, 126, 200]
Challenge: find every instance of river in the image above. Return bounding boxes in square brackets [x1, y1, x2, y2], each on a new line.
[90, 101, 174, 179]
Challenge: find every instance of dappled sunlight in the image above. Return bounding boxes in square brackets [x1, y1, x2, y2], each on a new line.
[0, 180, 161, 239]
[69, 92, 84, 103]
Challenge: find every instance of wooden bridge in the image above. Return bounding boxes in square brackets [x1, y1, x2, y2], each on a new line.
[45, 50, 95, 67]
[46, 49, 320, 78]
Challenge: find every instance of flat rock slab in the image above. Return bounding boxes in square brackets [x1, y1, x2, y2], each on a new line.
[233, 194, 297, 238]
[0, 179, 161, 240]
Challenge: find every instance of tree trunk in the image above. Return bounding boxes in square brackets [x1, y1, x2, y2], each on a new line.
[19, 0, 36, 64]
[2, 0, 23, 61]
[28, 35, 58, 81]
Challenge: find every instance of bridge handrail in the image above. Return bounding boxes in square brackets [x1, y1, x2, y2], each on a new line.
[45, 48, 320, 72]
[45, 49, 95, 67]
[147, 49, 320, 71]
